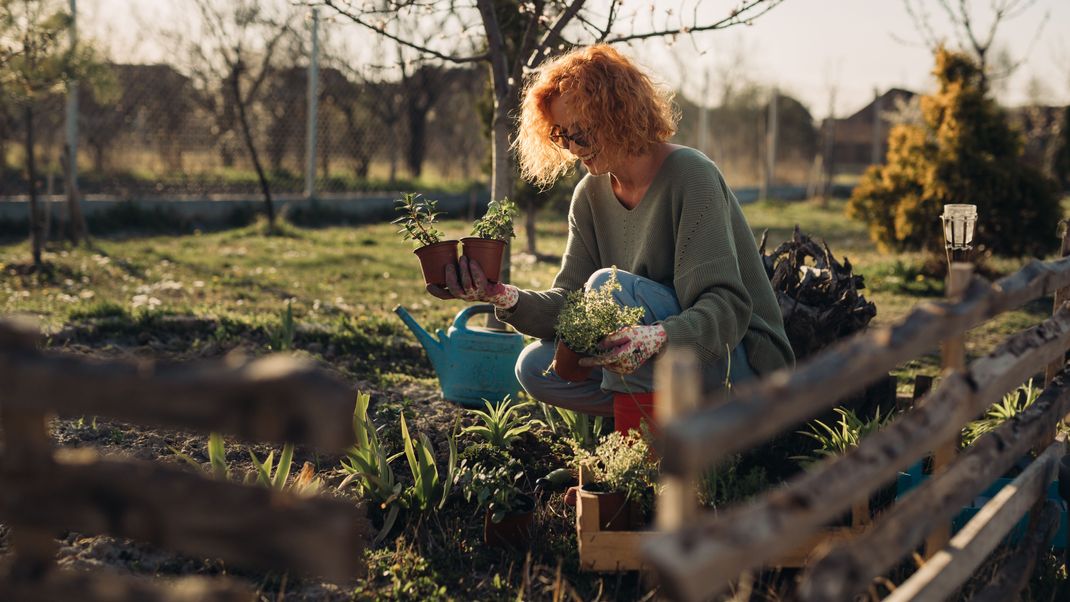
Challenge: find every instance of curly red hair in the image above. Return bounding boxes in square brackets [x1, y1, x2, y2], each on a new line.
[515, 44, 679, 188]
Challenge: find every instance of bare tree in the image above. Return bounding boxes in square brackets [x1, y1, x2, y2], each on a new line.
[182, 0, 297, 231]
[318, 0, 785, 272]
[900, 0, 1049, 91]
[0, 0, 106, 266]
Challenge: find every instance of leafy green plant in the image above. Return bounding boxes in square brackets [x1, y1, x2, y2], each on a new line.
[793, 406, 895, 467]
[554, 267, 645, 355]
[392, 192, 445, 247]
[270, 299, 295, 351]
[572, 431, 659, 515]
[455, 452, 529, 523]
[463, 396, 542, 449]
[400, 412, 458, 513]
[961, 379, 1042, 448]
[339, 391, 403, 544]
[540, 402, 605, 450]
[248, 443, 295, 491]
[471, 198, 519, 241]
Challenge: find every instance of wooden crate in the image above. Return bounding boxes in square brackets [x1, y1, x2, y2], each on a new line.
[576, 472, 865, 572]
[575, 351, 873, 573]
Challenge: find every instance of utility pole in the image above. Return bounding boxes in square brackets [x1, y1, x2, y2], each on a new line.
[762, 86, 778, 201]
[65, 0, 87, 243]
[697, 69, 710, 157]
[304, 7, 320, 203]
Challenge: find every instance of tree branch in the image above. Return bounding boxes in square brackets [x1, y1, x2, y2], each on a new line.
[319, 0, 488, 65]
[601, 0, 785, 45]
[475, 0, 508, 102]
[530, 0, 585, 68]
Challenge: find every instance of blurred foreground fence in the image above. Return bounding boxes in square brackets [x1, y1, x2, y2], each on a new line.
[0, 319, 368, 601]
[643, 231, 1070, 600]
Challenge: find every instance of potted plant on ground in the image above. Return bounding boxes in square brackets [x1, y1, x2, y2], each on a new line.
[462, 198, 518, 283]
[456, 447, 536, 549]
[392, 192, 458, 290]
[573, 430, 659, 530]
[551, 268, 645, 382]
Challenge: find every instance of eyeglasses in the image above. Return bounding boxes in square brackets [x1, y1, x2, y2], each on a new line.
[549, 125, 590, 149]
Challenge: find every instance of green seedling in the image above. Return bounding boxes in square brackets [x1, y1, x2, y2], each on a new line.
[392, 193, 444, 247]
[249, 442, 295, 491]
[463, 396, 542, 450]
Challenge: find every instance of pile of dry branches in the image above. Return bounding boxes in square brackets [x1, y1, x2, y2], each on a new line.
[759, 226, 877, 360]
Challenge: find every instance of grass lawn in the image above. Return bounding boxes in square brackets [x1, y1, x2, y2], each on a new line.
[1, 198, 1065, 600]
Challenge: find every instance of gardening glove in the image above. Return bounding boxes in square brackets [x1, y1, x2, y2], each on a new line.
[443, 255, 519, 310]
[578, 324, 667, 375]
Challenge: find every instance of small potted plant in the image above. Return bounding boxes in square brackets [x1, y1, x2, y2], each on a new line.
[392, 192, 458, 289]
[456, 450, 536, 549]
[573, 430, 659, 531]
[551, 268, 645, 382]
[462, 198, 518, 283]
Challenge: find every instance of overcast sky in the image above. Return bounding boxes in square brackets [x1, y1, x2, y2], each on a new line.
[84, 0, 1069, 119]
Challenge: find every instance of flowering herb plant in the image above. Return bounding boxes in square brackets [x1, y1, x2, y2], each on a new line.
[572, 430, 659, 515]
[554, 267, 645, 355]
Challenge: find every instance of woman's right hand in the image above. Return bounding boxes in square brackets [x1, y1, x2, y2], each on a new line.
[441, 256, 519, 310]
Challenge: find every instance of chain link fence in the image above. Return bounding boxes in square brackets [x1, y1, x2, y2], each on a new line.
[1, 0, 918, 214]
[1, 0, 490, 204]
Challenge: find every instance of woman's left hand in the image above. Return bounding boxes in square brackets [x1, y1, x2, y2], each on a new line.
[578, 324, 667, 374]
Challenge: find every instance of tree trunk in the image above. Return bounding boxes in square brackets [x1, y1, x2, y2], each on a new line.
[491, 103, 512, 284]
[406, 105, 427, 178]
[230, 68, 275, 230]
[25, 105, 42, 268]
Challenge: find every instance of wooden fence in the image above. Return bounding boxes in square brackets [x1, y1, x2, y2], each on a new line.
[644, 244, 1070, 600]
[0, 318, 370, 601]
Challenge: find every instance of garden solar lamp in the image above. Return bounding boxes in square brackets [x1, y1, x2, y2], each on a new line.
[941, 204, 977, 267]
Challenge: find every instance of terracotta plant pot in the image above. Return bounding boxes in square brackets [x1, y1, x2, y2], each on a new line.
[413, 240, 459, 288]
[551, 340, 592, 382]
[461, 237, 506, 282]
[484, 494, 536, 549]
[581, 485, 635, 531]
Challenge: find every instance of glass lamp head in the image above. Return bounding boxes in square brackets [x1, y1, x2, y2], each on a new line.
[941, 204, 977, 251]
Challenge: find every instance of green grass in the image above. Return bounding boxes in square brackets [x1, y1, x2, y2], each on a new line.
[2, 199, 1059, 382]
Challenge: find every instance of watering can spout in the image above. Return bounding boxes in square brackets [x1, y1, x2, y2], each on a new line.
[393, 305, 446, 365]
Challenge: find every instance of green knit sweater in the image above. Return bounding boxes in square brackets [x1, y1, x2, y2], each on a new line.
[497, 147, 795, 375]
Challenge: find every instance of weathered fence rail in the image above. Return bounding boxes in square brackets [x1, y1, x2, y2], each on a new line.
[644, 246, 1070, 600]
[0, 318, 369, 601]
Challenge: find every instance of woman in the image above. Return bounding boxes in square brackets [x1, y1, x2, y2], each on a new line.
[442, 44, 794, 417]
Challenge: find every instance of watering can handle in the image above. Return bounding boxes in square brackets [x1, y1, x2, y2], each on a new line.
[452, 304, 496, 332]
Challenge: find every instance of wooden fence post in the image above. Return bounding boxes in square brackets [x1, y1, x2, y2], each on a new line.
[0, 320, 57, 580]
[1046, 220, 1070, 389]
[926, 262, 972, 558]
[655, 348, 701, 532]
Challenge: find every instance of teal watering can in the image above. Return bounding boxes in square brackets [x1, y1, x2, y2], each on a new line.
[394, 304, 525, 408]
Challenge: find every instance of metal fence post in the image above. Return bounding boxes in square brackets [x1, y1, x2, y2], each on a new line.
[65, 0, 87, 242]
[304, 6, 320, 203]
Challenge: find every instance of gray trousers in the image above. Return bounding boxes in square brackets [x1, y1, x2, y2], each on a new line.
[514, 268, 755, 416]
